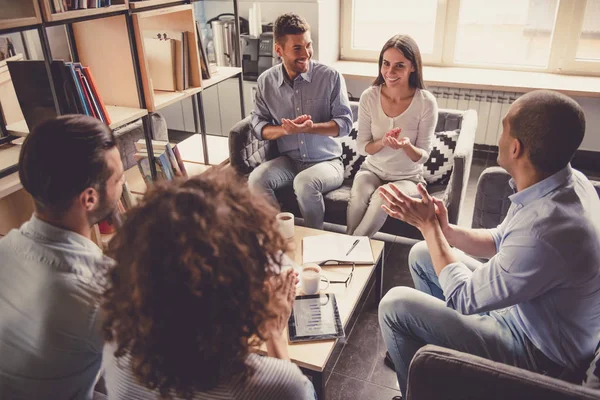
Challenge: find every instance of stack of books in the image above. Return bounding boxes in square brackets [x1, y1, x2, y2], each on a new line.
[7, 60, 111, 131]
[143, 31, 192, 92]
[52, 0, 113, 13]
[135, 139, 188, 186]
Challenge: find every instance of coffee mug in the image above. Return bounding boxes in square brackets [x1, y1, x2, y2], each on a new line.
[301, 263, 330, 295]
[276, 212, 295, 239]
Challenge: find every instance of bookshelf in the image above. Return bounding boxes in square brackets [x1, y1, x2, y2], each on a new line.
[129, 0, 185, 10]
[39, 0, 128, 23]
[132, 4, 203, 112]
[0, 0, 42, 31]
[0, 0, 245, 211]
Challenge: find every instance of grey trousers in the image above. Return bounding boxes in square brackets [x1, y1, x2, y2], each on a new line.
[346, 166, 420, 237]
[248, 155, 344, 230]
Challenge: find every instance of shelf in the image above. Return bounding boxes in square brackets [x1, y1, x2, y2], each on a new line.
[202, 67, 242, 89]
[40, 3, 128, 23]
[129, 0, 185, 9]
[5, 106, 148, 136]
[0, 0, 42, 32]
[132, 4, 203, 112]
[177, 134, 229, 166]
[0, 144, 21, 172]
[154, 87, 203, 111]
[0, 173, 22, 199]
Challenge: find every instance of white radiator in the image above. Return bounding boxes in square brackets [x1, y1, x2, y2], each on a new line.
[429, 87, 521, 146]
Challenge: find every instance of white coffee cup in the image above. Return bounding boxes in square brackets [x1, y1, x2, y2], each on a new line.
[276, 212, 295, 239]
[301, 263, 330, 295]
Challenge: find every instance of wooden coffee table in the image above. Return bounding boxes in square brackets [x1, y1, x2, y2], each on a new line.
[259, 225, 385, 399]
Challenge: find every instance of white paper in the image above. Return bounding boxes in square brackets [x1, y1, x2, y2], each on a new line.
[302, 234, 374, 265]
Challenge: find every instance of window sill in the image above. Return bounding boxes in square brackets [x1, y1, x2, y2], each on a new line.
[332, 61, 600, 98]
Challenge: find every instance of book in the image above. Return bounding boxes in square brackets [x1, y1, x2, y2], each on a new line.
[66, 62, 92, 116]
[7, 60, 59, 131]
[82, 66, 111, 124]
[137, 157, 152, 187]
[171, 144, 188, 177]
[135, 139, 188, 178]
[165, 143, 183, 177]
[157, 152, 173, 181]
[196, 22, 211, 80]
[302, 234, 374, 265]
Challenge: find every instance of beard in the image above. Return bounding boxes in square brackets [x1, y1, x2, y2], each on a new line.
[88, 185, 118, 226]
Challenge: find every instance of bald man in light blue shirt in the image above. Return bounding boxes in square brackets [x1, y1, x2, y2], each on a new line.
[378, 90, 600, 397]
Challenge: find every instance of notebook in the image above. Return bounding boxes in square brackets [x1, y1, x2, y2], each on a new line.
[302, 234, 374, 265]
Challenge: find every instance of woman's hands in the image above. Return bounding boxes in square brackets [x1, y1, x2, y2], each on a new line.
[264, 268, 298, 336]
[382, 128, 410, 150]
[264, 268, 298, 360]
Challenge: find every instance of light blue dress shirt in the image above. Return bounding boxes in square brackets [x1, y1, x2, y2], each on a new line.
[0, 216, 109, 399]
[251, 61, 353, 163]
[439, 165, 600, 370]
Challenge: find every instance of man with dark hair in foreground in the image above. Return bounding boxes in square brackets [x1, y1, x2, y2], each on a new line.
[0, 115, 124, 399]
[378, 90, 600, 397]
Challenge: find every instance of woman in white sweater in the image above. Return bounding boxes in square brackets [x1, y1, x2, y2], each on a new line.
[346, 35, 438, 237]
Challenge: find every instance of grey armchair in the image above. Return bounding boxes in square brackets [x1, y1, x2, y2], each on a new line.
[229, 102, 478, 239]
[407, 345, 600, 400]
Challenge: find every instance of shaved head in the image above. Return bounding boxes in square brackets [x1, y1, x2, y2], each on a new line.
[508, 90, 585, 174]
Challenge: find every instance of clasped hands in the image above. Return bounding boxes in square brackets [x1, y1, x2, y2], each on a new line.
[379, 183, 449, 233]
[282, 114, 313, 135]
[262, 268, 298, 337]
[382, 128, 410, 150]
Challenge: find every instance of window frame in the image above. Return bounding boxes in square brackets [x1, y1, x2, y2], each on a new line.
[340, 0, 600, 76]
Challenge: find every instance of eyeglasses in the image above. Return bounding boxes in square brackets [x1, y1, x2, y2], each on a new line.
[319, 261, 355, 288]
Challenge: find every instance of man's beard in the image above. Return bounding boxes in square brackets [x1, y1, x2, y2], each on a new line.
[88, 186, 118, 226]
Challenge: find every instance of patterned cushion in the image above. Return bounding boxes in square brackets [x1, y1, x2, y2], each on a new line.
[424, 130, 459, 185]
[583, 342, 600, 389]
[339, 122, 365, 180]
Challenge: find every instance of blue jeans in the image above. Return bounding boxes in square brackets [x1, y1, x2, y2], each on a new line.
[378, 241, 542, 396]
[248, 155, 344, 230]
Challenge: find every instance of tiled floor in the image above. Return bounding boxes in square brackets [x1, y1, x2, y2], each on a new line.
[323, 157, 497, 399]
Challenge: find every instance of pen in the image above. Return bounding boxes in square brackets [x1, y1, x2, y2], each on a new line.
[346, 239, 360, 256]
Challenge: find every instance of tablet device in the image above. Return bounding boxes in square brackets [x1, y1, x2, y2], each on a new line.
[288, 294, 345, 343]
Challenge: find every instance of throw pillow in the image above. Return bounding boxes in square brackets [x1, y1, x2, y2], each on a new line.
[583, 342, 600, 389]
[339, 122, 366, 180]
[424, 130, 459, 185]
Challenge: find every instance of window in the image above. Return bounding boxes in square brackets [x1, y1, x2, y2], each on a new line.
[340, 0, 600, 75]
[341, 0, 446, 63]
[575, 0, 600, 61]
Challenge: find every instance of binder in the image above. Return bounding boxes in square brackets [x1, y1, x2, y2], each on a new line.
[143, 37, 177, 92]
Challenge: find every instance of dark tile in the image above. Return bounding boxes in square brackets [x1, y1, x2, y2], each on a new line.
[325, 372, 401, 400]
[368, 334, 401, 391]
[332, 312, 381, 380]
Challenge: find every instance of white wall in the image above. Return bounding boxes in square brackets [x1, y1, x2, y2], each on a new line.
[343, 76, 600, 151]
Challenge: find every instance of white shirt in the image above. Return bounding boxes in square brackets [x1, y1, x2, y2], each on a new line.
[0, 216, 108, 399]
[357, 86, 438, 181]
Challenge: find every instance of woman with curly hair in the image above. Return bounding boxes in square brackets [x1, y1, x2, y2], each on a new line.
[101, 168, 315, 399]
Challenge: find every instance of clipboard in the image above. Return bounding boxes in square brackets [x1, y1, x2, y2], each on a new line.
[288, 294, 345, 343]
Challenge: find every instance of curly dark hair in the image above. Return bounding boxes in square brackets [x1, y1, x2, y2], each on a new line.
[274, 13, 310, 45]
[102, 167, 288, 399]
